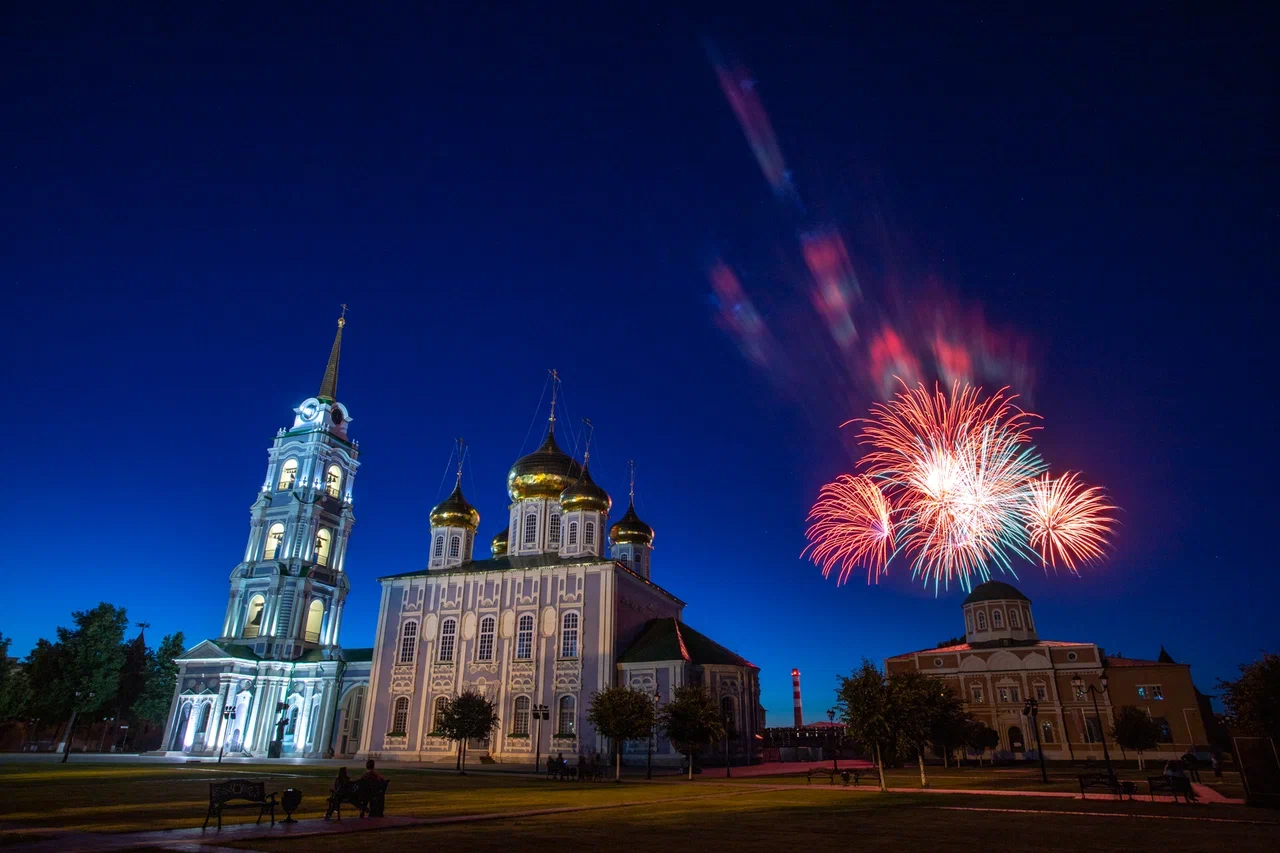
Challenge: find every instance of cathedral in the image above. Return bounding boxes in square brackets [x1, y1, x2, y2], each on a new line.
[161, 317, 763, 764]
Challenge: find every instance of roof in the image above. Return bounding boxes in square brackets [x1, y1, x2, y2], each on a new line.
[618, 618, 757, 669]
[342, 647, 374, 663]
[962, 581, 1030, 605]
[318, 314, 344, 401]
[211, 640, 261, 661]
[886, 639, 1092, 660]
[380, 553, 612, 581]
[1106, 654, 1187, 668]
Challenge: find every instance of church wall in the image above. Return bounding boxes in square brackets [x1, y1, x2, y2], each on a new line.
[613, 571, 683, 652]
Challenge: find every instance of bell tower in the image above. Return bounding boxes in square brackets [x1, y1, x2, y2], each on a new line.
[219, 309, 361, 660]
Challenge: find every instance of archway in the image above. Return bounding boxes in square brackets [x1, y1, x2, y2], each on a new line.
[1008, 725, 1025, 753]
[170, 702, 192, 751]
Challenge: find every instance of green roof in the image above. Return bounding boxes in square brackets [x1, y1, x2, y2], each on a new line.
[380, 553, 607, 580]
[618, 618, 756, 669]
[962, 581, 1030, 605]
[342, 647, 373, 663]
[211, 641, 261, 661]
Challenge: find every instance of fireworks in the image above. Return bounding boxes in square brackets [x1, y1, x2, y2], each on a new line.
[806, 381, 1116, 593]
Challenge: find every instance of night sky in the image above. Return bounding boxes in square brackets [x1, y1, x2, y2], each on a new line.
[5, 5, 1275, 723]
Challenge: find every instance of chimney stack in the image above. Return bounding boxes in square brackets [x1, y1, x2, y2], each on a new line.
[791, 668, 803, 727]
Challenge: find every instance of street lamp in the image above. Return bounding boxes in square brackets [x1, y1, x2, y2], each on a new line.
[827, 708, 839, 773]
[532, 704, 550, 774]
[1071, 674, 1114, 778]
[218, 705, 238, 764]
[61, 690, 95, 764]
[1022, 698, 1048, 784]
[646, 691, 661, 780]
[723, 706, 733, 778]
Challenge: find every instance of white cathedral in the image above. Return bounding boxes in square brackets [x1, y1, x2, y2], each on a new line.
[161, 317, 763, 764]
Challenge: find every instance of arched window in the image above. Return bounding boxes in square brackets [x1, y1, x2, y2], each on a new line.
[433, 696, 448, 732]
[965, 611, 974, 633]
[549, 514, 561, 545]
[264, 523, 285, 560]
[516, 614, 534, 660]
[391, 697, 409, 734]
[449, 536, 461, 559]
[314, 529, 332, 566]
[243, 595, 266, 638]
[558, 695, 576, 735]
[304, 600, 324, 642]
[514, 696, 530, 735]
[568, 522, 579, 546]
[325, 464, 342, 498]
[560, 611, 579, 659]
[286, 706, 299, 736]
[278, 459, 298, 490]
[438, 618, 457, 662]
[721, 696, 735, 731]
[584, 521, 595, 546]
[477, 616, 496, 661]
[1009, 609, 1021, 629]
[992, 610, 1004, 629]
[523, 513, 537, 545]
[196, 702, 211, 735]
[433, 535, 444, 558]
[1024, 608, 1033, 630]
[399, 621, 418, 664]
[1040, 720, 1056, 744]
[976, 611, 987, 631]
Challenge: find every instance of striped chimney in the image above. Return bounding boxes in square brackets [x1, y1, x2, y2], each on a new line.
[791, 668, 803, 727]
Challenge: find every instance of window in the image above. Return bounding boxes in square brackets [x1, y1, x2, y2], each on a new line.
[433, 536, 444, 559]
[285, 706, 298, 736]
[721, 696, 735, 731]
[965, 611, 974, 633]
[1137, 684, 1164, 701]
[992, 610, 1004, 629]
[264, 523, 285, 559]
[449, 536, 461, 559]
[516, 614, 534, 660]
[1040, 720, 1056, 744]
[1084, 716, 1103, 743]
[432, 696, 448, 733]
[976, 611, 987, 631]
[243, 595, 266, 638]
[549, 514, 561, 545]
[1025, 608, 1034, 630]
[1153, 716, 1174, 743]
[391, 697, 409, 734]
[560, 612, 579, 658]
[325, 464, 342, 498]
[971, 685, 984, 704]
[584, 521, 595, 546]
[999, 687, 1010, 703]
[568, 522, 578, 546]
[1035, 684, 1048, 701]
[1009, 609, 1021, 629]
[399, 621, 418, 663]
[477, 616, 496, 661]
[314, 528, 332, 565]
[1066, 652, 1078, 662]
[1010, 686, 1020, 702]
[934, 657, 944, 668]
[523, 513, 537, 545]
[558, 695, 576, 735]
[304, 600, 324, 643]
[196, 703, 211, 735]
[278, 459, 298, 490]
[513, 696, 530, 735]
[438, 619, 457, 662]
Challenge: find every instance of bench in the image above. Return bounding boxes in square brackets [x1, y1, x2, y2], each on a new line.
[203, 780, 278, 830]
[1148, 776, 1196, 803]
[806, 767, 867, 786]
[326, 777, 390, 819]
[1078, 773, 1124, 800]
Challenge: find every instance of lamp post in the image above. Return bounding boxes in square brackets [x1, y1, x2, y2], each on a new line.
[646, 691, 661, 780]
[723, 706, 732, 778]
[218, 705, 238, 764]
[532, 704, 550, 774]
[61, 690, 95, 764]
[1022, 698, 1048, 784]
[827, 708, 839, 773]
[1071, 674, 1113, 778]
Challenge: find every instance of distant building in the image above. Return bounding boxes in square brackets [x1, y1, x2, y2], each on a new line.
[885, 581, 1210, 761]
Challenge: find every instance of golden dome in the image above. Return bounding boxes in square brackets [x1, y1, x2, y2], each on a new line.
[559, 463, 612, 513]
[610, 501, 654, 546]
[491, 528, 508, 557]
[429, 481, 479, 531]
[507, 429, 583, 501]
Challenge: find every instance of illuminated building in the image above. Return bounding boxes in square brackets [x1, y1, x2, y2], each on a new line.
[885, 581, 1210, 761]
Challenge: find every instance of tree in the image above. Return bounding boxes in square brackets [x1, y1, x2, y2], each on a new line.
[1110, 705, 1161, 770]
[1218, 651, 1280, 744]
[836, 660, 892, 791]
[0, 633, 31, 722]
[930, 691, 974, 768]
[44, 604, 130, 762]
[130, 633, 186, 727]
[965, 721, 1000, 765]
[436, 689, 499, 774]
[659, 686, 724, 780]
[887, 669, 955, 788]
[587, 687, 657, 782]
[936, 636, 966, 648]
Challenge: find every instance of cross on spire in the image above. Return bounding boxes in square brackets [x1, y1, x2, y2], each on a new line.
[581, 418, 593, 467]
[548, 368, 559, 430]
[318, 307, 347, 401]
[455, 438, 467, 485]
[629, 459, 636, 504]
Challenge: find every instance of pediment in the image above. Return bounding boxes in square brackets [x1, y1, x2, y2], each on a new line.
[178, 639, 232, 661]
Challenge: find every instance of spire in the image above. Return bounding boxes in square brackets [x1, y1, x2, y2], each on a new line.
[628, 459, 636, 506]
[1157, 645, 1175, 664]
[318, 305, 347, 401]
[548, 368, 559, 434]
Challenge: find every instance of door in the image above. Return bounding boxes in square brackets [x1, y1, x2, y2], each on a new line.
[1008, 725, 1025, 753]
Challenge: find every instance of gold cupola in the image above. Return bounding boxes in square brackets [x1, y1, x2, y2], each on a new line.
[507, 428, 583, 501]
[610, 501, 654, 546]
[559, 461, 612, 514]
[429, 481, 479, 531]
[491, 528, 509, 558]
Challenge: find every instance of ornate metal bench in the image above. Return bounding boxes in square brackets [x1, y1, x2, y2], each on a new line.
[1148, 776, 1196, 803]
[203, 780, 278, 829]
[806, 767, 866, 786]
[1078, 773, 1126, 800]
[327, 777, 390, 819]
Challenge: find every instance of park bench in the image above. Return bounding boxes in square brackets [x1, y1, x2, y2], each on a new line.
[1078, 773, 1126, 800]
[1148, 776, 1196, 803]
[327, 777, 391, 819]
[202, 780, 278, 830]
[806, 767, 867, 786]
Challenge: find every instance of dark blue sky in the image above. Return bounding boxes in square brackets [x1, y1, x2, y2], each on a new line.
[4, 4, 1274, 722]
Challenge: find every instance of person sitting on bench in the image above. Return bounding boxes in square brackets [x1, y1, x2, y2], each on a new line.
[324, 767, 351, 820]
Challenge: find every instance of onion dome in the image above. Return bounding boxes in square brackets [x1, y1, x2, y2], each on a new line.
[429, 481, 479, 531]
[507, 429, 583, 501]
[559, 463, 612, 513]
[610, 501, 654, 546]
[491, 528, 508, 558]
